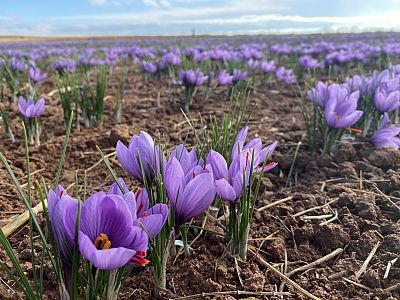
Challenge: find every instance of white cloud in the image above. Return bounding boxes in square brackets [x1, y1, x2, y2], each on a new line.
[160, 0, 170, 7]
[143, 0, 159, 7]
[90, 0, 108, 6]
[3, 0, 400, 36]
[143, 0, 170, 7]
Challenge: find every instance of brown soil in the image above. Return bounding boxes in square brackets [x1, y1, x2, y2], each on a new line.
[0, 69, 399, 300]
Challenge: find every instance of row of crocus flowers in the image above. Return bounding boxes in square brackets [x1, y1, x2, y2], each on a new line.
[305, 66, 400, 153]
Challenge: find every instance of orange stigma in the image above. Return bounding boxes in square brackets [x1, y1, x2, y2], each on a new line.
[94, 233, 111, 250]
[131, 251, 149, 267]
[346, 127, 363, 134]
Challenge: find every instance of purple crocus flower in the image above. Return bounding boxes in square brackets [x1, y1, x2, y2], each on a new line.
[260, 60, 276, 73]
[78, 192, 149, 270]
[53, 59, 76, 73]
[218, 70, 233, 86]
[170, 144, 200, 174]
[324, 87, 363, 129]
[116, 131, 166, 183]
[142, 61, 157, 74]
[374, 82, 400, 113]
[29, 67, 47, 84]
[178, 69, 208, 87]
[276, 66, 296, 84]
[108, 178, 168, 238]
[162, 52, 181, 66]
[307, 82, 329, 107]
[345, 75, 363, 93]
[47, 186, 79, 289]
[48, 186, 79, 264]
[232, 126, 278, 173]
[275, 67, 287, 81]
[232, 69, 247, 84]
[298, 55, 322, 69]
[370, 113, 400, 149]
[18, 96, 45, 118]
[165, 157, 215, 227]
[206, 150, 251, 202]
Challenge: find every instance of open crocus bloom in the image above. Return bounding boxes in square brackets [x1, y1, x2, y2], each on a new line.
[18, 96, 45, 118]
[165, 157, 215, 227]
[78, 192, 149, 270]
[108, 178, 168, 238]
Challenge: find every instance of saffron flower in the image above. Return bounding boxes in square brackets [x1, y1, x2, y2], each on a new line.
[231, 69, 247, 85]
[29, 67, 47, 84]
[298, 55, 323, 69]
[178, 69, 208, 87]
[307, 81, 328, 107]
[170, 144, 200, 174]
[48, 186, 79, 265]
[260, 60, 276, 73]
[218, 70, 233, 86]
[374, 81, 400, 113]
[165, 157, 215, 227]
[232, 126, 278, 173]
[18, 96, 45, 119]
[78, 192, 149, 270]
[116, 131, 166, 183]
[207, 150, 251, 202]
[324, 87, 363, 129]
[108, 178, 168, 237]
[370, 113, 400, 149]
[141, 61, 157, 74]
[275, 66, 296, 85]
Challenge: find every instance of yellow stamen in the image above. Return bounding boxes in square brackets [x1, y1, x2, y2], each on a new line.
[94, 233, 112, 250]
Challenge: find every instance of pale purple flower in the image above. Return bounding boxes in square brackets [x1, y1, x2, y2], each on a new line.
[374, 82, 400, 113]
[206, 150, 251, 202]
[370, 113, 400, 149]
[324, 87, 363, 129]
[218, 70, 233, 86]
[260, 60, 276, 73]
[29, 67, 47, 83]
[165, 157, 215, 227]
[178, 69, 208, 87]
[18, 97, 45, 118]
[232, 69, 247, 84]
[116, 131, 166, 183]
[142, 61, 157, 74]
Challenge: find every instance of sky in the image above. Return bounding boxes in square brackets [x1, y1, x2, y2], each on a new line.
[1, 0, 400, 36]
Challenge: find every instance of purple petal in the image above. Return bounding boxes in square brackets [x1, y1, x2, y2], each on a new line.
[215, 178, 237, 202]
[176, 173, 215, 225]
[165, 157, 185, 208]
[206, 150, 228, 180]
[78, 232, 136, 270]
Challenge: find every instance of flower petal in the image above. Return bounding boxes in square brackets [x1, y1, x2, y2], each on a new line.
[78, 232, 136, 270]
[215, 178, 237, 202]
